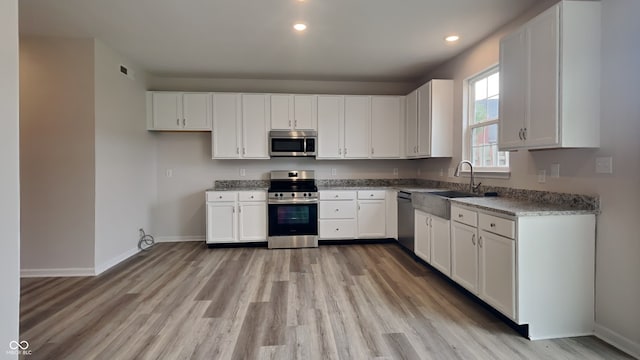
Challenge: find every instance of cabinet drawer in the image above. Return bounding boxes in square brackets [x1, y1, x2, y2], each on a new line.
[451, 206, 477, 227]
[238, 191, 266, 201]
[320, 191, 357, 200]
[479, 213, 515, 239]
[320, 220, 356, 239]
[357, 190, 386, 200]
[207, 191, 237, 202]
[319, 201, 357, 219]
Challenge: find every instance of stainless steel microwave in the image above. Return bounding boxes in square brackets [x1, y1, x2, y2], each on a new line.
[269, 130, 317, 157]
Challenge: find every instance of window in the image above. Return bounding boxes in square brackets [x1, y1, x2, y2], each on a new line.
[466, 66, 509, 172]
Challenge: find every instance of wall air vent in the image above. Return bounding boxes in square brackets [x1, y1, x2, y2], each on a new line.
[119, 64, 135, 80]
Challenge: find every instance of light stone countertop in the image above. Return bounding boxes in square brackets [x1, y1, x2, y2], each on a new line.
[450, 197, 599, 216]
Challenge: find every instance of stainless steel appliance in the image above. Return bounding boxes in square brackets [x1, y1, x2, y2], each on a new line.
[267, 170, 318, 248]
[397, 191, 414, 252]
[269, 130, 317, 157]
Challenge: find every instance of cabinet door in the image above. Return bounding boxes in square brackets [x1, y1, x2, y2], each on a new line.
[207, 202, 236, 243]
[430, 215, 451, 277]
[499, 28, 527, 150]
[182, 93, 211, 130]
[317, 95, 344, 159]
[526, 5, 559, 148]
[344, 96, 371, 159]
[417, 82, 431, 156]
[270, 94, 292, 130]
[371, 96, 402, 158]
[357, 200, 386, 238]
[241, 94, 270, 159]
[293, 95, 316, 130]
[405, 90, 418, 157]
[212, 93, 241, 158]
[451, 221, 478, 293]
[152, 92, 182, 129]
[238, 202, 267, 242]
[479, 229, 516, 320]
[414, 211, 430, 263]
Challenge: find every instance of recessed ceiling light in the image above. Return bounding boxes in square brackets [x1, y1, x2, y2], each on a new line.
[293, 23, 307, 31]
[445, 35, 460, 43]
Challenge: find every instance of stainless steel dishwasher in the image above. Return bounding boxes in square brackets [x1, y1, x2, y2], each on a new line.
[397, 191, 414, 252]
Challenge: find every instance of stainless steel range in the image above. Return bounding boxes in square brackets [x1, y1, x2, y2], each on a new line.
[267, 170, 318, 249]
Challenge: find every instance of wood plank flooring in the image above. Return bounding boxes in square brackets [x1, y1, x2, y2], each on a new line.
[20, 242, 632, 360]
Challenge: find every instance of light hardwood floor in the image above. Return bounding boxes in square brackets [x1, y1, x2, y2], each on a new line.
[20, 242, 632, 360]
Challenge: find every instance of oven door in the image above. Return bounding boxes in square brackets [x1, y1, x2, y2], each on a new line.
[268, 202, 318, 237]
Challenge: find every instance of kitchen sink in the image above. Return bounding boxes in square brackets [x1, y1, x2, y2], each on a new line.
[428, 190, 479, 198]
[412, 190, 479, 220]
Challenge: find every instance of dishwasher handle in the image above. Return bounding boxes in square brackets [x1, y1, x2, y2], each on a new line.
[397, 191, 412, 201]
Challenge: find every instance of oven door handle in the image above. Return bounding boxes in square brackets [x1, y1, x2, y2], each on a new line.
[268, 199, 318, 205]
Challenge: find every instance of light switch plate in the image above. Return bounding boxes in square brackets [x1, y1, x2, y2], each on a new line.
[550, 163, 560, 178]
[240, 168, 246, 177]
[331, 168, 337, 176]
[537, 169, 546, 183]
[393, 168, 398, 176]
[595, 157, 613, 174]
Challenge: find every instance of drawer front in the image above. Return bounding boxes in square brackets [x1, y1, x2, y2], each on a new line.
[479, 213, 515, 239]
[320, 191, 357, 200]
[451, 206, 477, 227]
[207, 191, 237, 202]
[319, 201, 357, 219]
[357, 190, 386, 200]
[319, 220, 357, 239]
[238, 191, 266, 202]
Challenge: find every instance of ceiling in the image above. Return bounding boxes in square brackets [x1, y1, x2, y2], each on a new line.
[19, 0, 538, 82]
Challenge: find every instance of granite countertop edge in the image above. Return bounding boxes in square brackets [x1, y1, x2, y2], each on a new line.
[449, 198, 599, 216]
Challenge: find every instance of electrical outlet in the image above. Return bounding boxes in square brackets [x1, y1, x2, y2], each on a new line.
[165, 169, 173, 178]
[240, 168, 246, 177]
[537, 169, 546, 183]
[550, 163, 560, 178]
[595, 157, 613, 174]
[331, 168, 337, 176]
[393, 168, 398, 176]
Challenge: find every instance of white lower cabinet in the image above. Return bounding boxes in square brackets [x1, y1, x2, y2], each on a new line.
[415, 209, 451, 274]
[319, 190, 387, 240]
[450, 204, 595, 339]
[206, 191, 266, 243]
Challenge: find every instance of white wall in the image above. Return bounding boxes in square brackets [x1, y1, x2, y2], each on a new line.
[419, 0, 640, 355]
[20, 36, 96, 274]
[0, 0, 20, 357]
[94, 40, 156, 273]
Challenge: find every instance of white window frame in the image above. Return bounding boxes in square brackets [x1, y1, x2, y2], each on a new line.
[463, 65, 510, 177]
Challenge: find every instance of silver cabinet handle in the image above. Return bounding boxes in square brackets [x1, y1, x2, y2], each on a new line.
[344, 148, 347, 155]
[183, 118, 186, 127]
[458, 213, 463, 218]
[369, 194, 374, 197]
[243, 147, 246, 155]
[472, 233, 476, 245]
[218, 195, 223, 199]
[334, 195, 339, 198]
[236, 147, 240, 154]
[518, 129, 523, 140]
[490, 223, 496, 228]
[478, 236, 483, 248]
[232, 207, 235, 213]
[358, 204, 361, 210]
[338, 148, 342, 155]
[238, 206, 242, 213]
[430, 218, 433, 227]
[425, 217, 429, 226]
[250, 195, 254, 199]
[371, 147, 374, 155]
[176, 119, 180, 126]
[335, 208, 339, 212]
[335, 228, 340, 231]
[295, 120, 298, 128]
[289, 120, 292, 127]
[523, 128, 527, 140]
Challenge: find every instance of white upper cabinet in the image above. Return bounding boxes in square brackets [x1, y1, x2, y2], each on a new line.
[270, 94, 317, 130]
[317, 95, 345, 159]
[212, 93, 241, 158]
[405, 80, 453, 158]
[212, 93, 269, 159]
[147, 92, 212, 131]
[344, 96, 371, 159]
[499, 1, 601, 150]
[241, 94, 270, 159]
[371, 96, 404, 158]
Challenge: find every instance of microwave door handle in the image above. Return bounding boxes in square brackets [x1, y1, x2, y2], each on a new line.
[303, 137, 307, 155]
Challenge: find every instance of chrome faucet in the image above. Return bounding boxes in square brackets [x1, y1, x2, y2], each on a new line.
[454, 160, 481, 193]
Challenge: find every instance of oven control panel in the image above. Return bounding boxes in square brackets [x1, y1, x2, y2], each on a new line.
[268, 192, 318, 200]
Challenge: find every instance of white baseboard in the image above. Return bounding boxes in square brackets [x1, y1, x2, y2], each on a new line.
[595, 323, 640, 359]
[21, 267, 95, 278]
[155, 235, 205, 243]
[94, 247, 140, 275]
